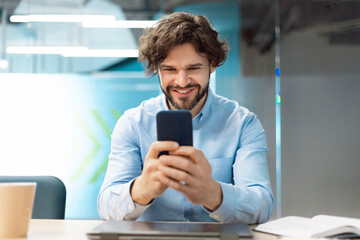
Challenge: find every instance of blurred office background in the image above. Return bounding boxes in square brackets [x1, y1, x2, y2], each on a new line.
[0, 0, 359, 219]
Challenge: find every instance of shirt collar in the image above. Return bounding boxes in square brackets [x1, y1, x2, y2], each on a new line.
[161, 93, 169, 110]
[194, 87, 213, 121]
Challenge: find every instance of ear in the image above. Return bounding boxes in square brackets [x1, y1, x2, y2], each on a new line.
[210, 61, 216, 74]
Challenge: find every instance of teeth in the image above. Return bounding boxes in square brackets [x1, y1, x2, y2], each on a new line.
[176, 89, 191, 93]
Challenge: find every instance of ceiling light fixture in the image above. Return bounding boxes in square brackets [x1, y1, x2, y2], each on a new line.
[6, 46, 139, 58]
[7, 46, 89, 55]
[81, 20, 157, 29]
[10, 14, 116, 23]
[62, 49, 139, 58]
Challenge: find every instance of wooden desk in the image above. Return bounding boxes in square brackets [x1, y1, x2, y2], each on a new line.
[13, 219, 277, 240]
[26, 219, 103, 240]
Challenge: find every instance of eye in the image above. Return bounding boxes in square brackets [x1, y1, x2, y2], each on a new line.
[188, 67, 201, 71]
[163, 68, 175, 72]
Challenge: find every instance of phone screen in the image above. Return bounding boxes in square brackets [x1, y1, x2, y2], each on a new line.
[156, 110, 193, 155]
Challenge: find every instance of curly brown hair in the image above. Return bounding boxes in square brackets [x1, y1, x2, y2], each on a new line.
[138, 12, 229, 76]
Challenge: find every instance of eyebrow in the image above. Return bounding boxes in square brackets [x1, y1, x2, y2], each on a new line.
[160, 63, 204, 68]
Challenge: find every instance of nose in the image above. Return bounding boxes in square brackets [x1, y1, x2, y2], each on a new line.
[175, 69, 190, 87]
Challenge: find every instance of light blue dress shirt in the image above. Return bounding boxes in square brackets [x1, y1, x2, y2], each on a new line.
[98, 89, 274, 223]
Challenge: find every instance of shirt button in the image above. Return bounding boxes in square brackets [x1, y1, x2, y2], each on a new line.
[128, 203, 132, 210]
[214, 214, 219, 219]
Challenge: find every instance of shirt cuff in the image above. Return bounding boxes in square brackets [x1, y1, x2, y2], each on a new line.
[202, 182, 235, 222]
[112, 178, 155, 220]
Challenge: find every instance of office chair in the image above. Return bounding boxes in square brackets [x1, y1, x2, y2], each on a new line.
[0, 176, 66, 219]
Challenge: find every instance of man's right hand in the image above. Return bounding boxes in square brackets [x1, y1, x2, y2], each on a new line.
[130, 141, 179, 205]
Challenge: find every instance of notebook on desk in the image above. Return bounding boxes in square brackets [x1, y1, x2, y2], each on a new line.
[87, 221, 253, 240]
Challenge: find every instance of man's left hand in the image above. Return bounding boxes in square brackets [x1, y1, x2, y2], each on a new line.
[157, 146, 223, 211]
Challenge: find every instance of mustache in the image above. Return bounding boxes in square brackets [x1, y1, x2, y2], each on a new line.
[167, 83, 201, 90]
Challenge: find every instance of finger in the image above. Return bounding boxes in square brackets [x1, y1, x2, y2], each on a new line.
[159, 155, 196, 176]
[147, 141, 179, 159]
[157, 173, 192, 193]
[154, 173, 169, 188]
[168, 146, 205, 164]
[158, 164, 196, 186]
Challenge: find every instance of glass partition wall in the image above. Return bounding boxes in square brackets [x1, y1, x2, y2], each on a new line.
[279, 0, 360, 218]
[1, 0, 359, 219]
[0, 0, 160, 219]
[241, 0, 360, 219]
[237, 0, 360, 218]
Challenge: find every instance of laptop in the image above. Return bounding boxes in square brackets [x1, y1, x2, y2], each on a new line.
[87, 221, 253, 240]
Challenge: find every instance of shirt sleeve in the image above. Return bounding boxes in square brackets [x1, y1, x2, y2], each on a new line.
[97, 111, 153, 220]
[203, 113, 274, 224]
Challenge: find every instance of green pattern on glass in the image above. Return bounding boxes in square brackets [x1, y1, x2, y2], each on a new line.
[88, 109, 113, 183]
[70, 109, 122, 183]
[91, 110, 112, 137]
[88, 109, 122, 183]
[110, 109, 122, 120]
[89, 157, 109, 183]
[71, 111, 101, 183]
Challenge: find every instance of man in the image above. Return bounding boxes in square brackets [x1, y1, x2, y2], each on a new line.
[98, 12, 274, 223]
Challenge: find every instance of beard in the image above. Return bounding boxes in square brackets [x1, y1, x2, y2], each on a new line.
[160, 81, 209, 111]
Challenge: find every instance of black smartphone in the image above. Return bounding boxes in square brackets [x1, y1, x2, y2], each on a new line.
[156, 110, 193, 156]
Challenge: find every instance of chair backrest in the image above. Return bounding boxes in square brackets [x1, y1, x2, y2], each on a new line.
[0, 176, 66, 219]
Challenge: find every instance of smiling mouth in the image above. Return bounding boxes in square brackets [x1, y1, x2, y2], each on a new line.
[174, 89, 192, 94]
